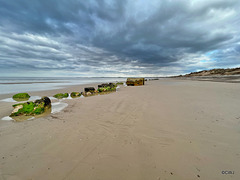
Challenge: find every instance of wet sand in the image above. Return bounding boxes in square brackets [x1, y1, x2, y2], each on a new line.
[0, 79, 240, 180]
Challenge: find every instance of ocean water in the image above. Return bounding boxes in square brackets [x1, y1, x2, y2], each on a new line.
[0, 77, 126, 95]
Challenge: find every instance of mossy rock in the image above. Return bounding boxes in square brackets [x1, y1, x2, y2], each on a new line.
[116, 82, 124, 85]
[97, 88, 103, 92]
[110, 87, 116, 91]
[53, 93, 69, 99]
[12, 93, 30, 101]
[84, 87, 95, 93]
[97, 86, 116, 93]
[10, 97, 51, 117]
[70, 92, 81, 98]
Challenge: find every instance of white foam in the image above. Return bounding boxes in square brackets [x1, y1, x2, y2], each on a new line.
[116, 86, 120, 92]
[66, 94, 72, 99]
[27, 117, 35, 121]
[0, 96, 41, 103]
[49, 96, 57, 100]
[0, 98, 17, 103]
[1, 116, 13, 121]
[29, 96, 41, 101]
[51, 102, 68, 114]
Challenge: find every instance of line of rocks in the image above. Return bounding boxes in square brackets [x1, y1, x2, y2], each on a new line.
[9, 82, 121, 119]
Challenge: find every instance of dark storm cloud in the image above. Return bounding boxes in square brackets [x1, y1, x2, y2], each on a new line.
[0, 0, 240, 76]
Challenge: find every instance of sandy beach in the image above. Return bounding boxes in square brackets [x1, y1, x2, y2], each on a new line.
[0, 79, 240, 180]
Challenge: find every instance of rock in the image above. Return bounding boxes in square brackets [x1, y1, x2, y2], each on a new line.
[97, 83, 117, 93]
[97, 86, 116, 93]
[10, 97, 51, 117]
[86, 92, 92, 96]
[98, 83, 117, 88]
[53, 93, 69, 99]
[34, 96, 51, 108]
[70, 92, 81, 98]
[12, 93, 30, 101]
[84, 87, 95, 93]
[109, 83, 114, 87]
[101, 84, 109, 87]
[126, 78, 145, 86]
[12, 105, 23, 113]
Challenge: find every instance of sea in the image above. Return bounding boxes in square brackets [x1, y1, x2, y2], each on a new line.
[0, 77, 127, 95]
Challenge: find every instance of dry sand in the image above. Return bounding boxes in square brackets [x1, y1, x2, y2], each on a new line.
[0, 79, 240, 180]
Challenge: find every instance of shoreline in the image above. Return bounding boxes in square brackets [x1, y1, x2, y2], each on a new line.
[0, 81, 68, 84]
[0, 77, 127, 95]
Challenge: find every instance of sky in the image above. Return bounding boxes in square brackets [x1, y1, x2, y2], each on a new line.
[0, 0, 240, 77]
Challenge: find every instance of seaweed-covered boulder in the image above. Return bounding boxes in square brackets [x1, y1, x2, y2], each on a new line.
[97, 86, 116, 93]
[70, 92, 81, 98]
[98, 83, 117, 89]
[35, 97, 51, 108]
[12, 93, 30, 101]
[101, 84, 109, 87]
[126, 78, 145, 86]
[84, 87, 95, 93]
[109, 83, 116, 88]
[10, 97, 51, 117]
[53, 93, 68, 99]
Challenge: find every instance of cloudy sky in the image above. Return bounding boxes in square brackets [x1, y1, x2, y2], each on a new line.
[0, 0, 240, 77]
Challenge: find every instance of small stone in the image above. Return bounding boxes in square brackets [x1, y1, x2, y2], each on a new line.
[86, 92, 92, 96]
[84, 87, 95, 93]
[70, 92, 81, 98]
[53, 93, 68, 99]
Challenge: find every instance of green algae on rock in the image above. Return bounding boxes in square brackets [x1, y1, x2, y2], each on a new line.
[126, 78, 145, 86]
[97, 86, 116, 92]
[84, 87, 95, 93]
[70, 92, 81, 98]
[53, 93, 69, 99]
[97, 83, 117, 93]
[10, 97, 51, 117]
[12, 93, 30, 101]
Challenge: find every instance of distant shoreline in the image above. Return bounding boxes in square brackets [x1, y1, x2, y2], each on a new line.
[173, 74, 240, 83]
[0, 81, 67, 84]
